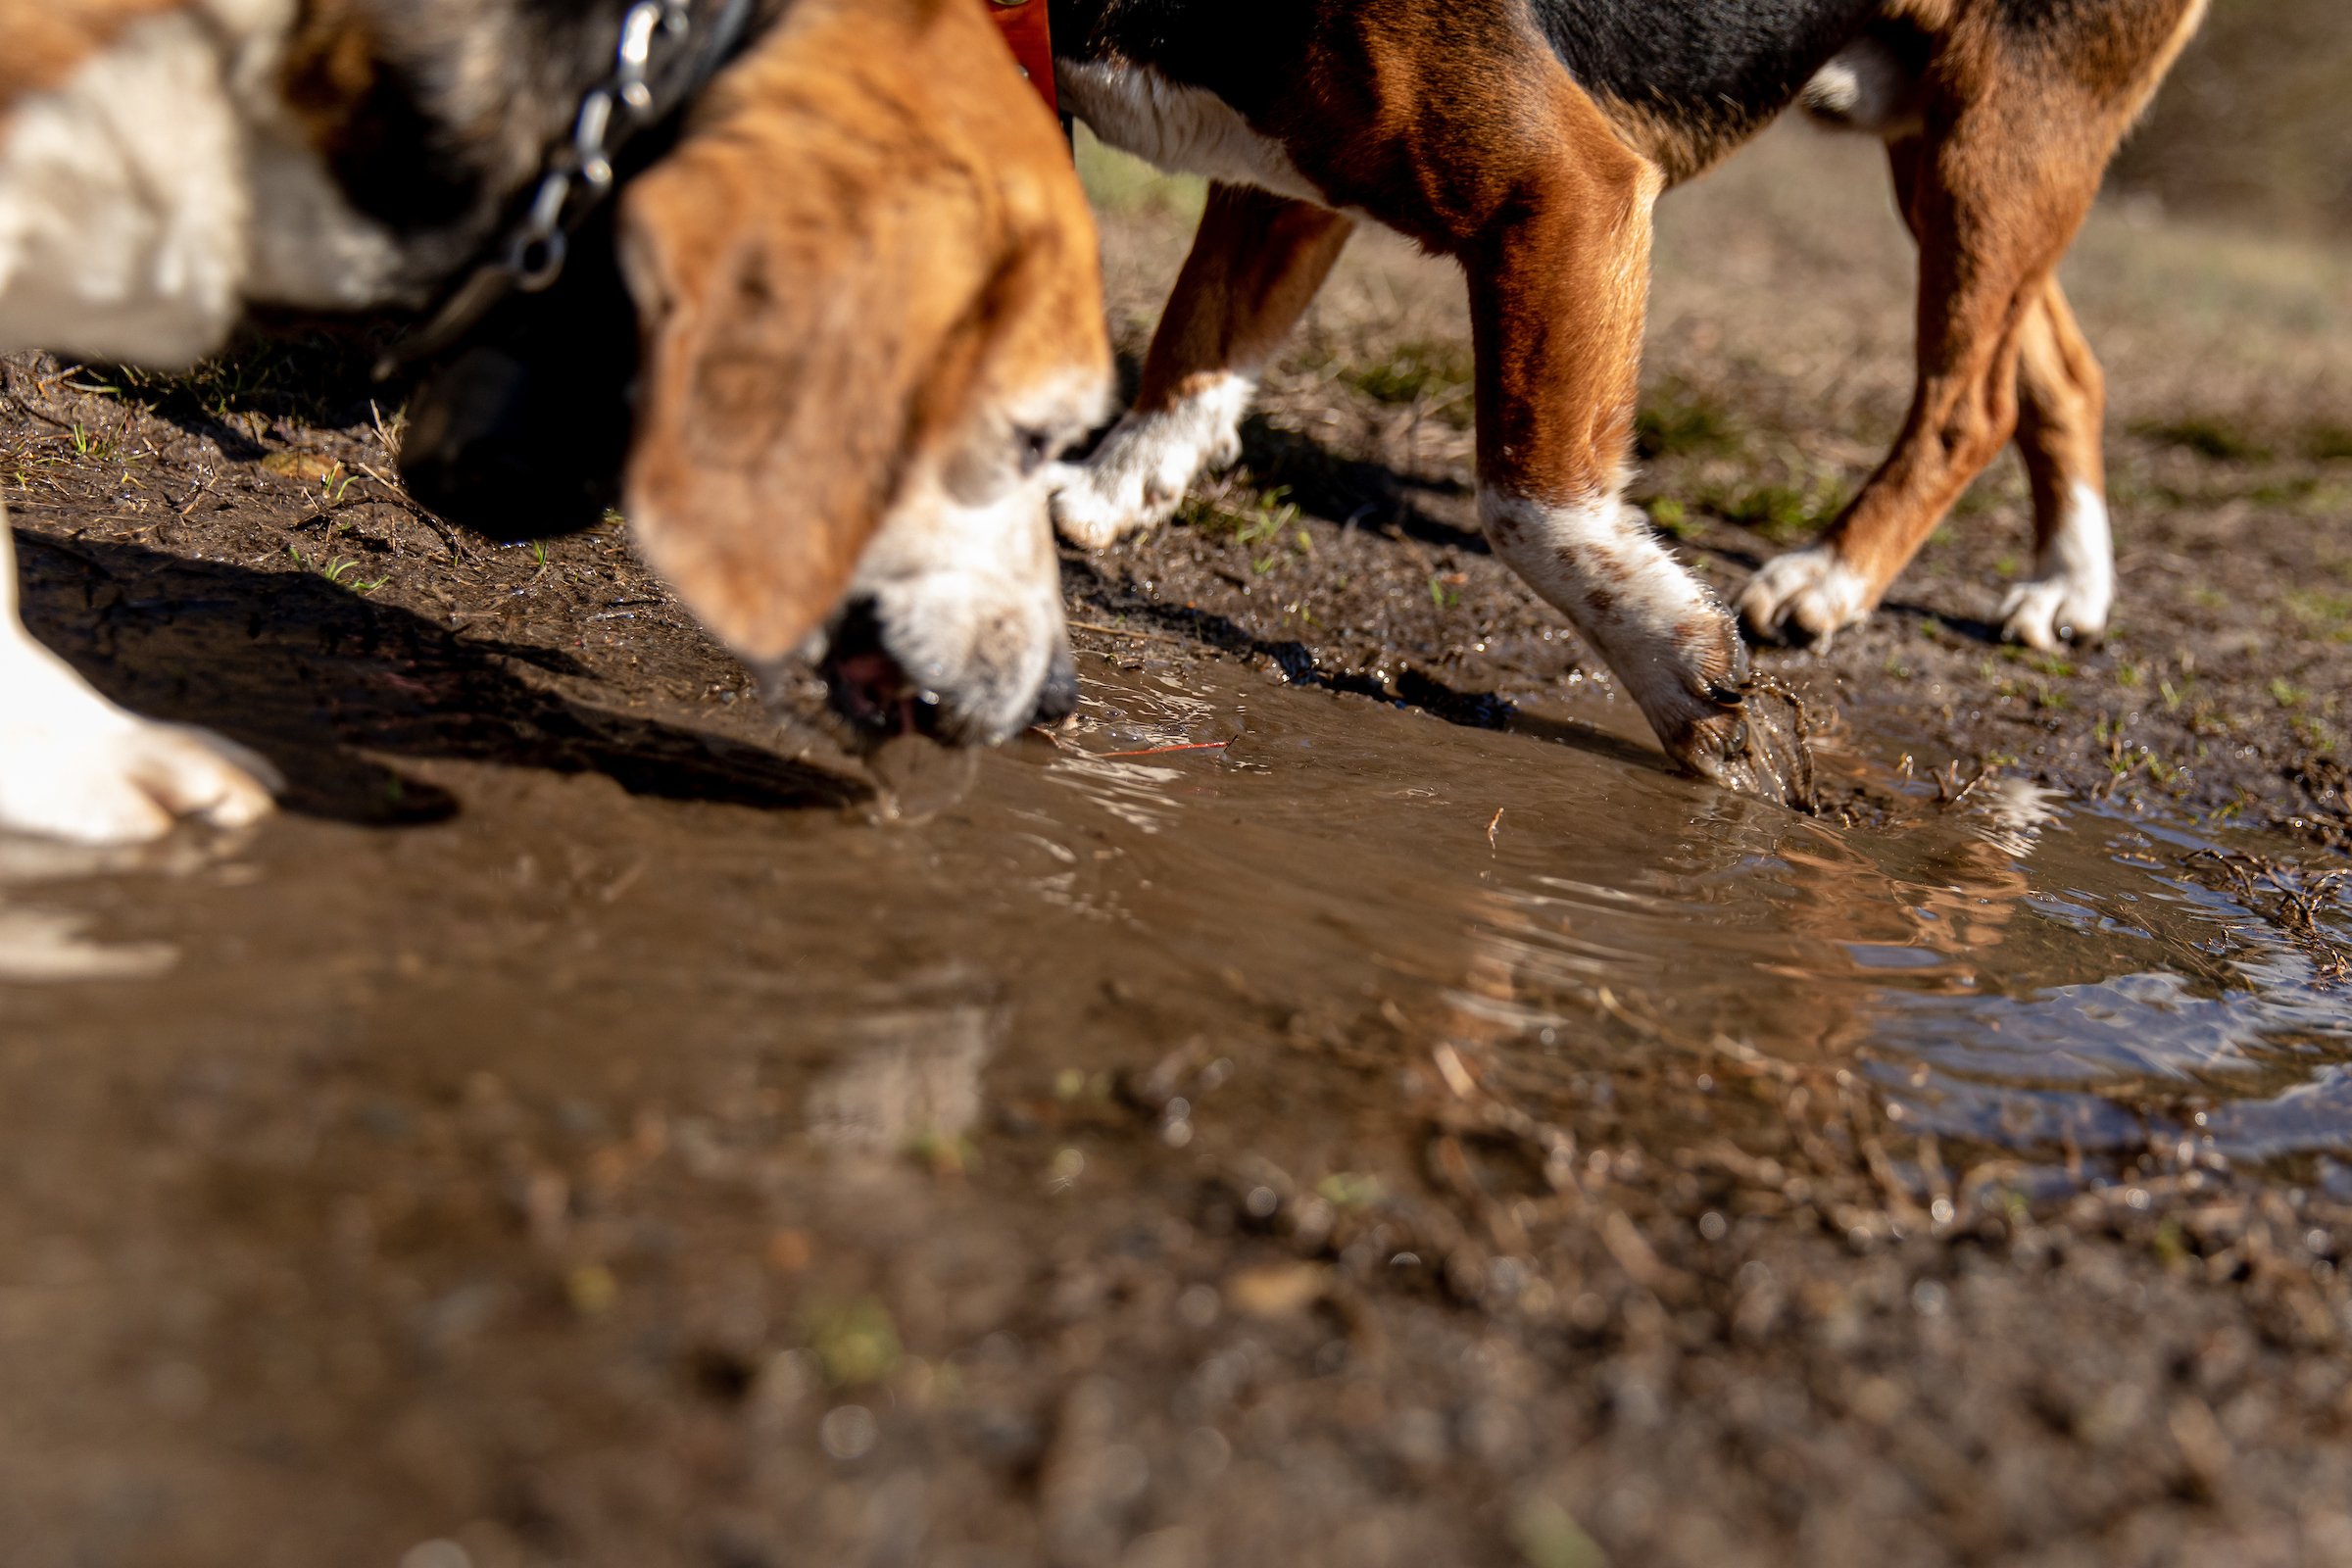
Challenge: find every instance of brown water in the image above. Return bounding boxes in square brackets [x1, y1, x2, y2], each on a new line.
[3, 652, 2345, 1182]
[6, 652, 2352, 1565]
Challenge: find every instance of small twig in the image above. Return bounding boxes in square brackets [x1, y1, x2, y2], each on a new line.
[1097, 740, 1230, 760]
[1936, 762, 1989, 810]
[353, 463, 465, 561]
[1069, 619, 1191, 648]
[369, 400, 402, 464]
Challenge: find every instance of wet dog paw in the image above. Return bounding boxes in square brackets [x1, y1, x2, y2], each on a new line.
[1683, 678, 1817, 810]
[1637, 619, 1817, 808]
[0, 631, 278, 844]
[1738, 547, 1875, 649]
[0, 714, 280, 845]
[1998, 571, 2110, 653]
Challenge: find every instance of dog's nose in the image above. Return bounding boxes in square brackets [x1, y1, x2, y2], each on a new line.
[400, 346, 619, 539]
[1030, 649, 1080, 726]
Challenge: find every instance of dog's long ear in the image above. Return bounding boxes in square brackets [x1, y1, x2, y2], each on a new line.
[615, 0, 1033, 664]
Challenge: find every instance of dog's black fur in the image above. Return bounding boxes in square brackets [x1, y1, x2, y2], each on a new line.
[1531, 0, 1881, 131]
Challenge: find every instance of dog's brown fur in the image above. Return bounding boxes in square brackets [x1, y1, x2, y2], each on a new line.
[0, 0, 1109, 842]
[1052, 0, 2209, 788]
[0, 0, 185, 122]
[622, 0, 1107, 663]
[1809, 0, 2207, 613]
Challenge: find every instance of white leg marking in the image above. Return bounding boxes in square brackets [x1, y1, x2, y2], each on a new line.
[2000, 481, 2114, 651]
[0, 523, 279, 845]
[1738, 546, 1876, 649]
[1049, 372, 1256, 548]
[1482, 490, 1743, 751]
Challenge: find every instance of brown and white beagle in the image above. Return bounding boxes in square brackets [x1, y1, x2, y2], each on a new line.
[0, 0, 1110, 843]
[1045, 0, 2208, 793]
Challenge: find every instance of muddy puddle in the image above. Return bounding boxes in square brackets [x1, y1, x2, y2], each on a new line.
[6, 653, 2352, 1564]
[4, 655, 2345, 1181]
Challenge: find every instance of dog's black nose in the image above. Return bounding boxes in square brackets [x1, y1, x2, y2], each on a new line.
[1031, 649, 1080, 727]
[400, 345, 621, 539]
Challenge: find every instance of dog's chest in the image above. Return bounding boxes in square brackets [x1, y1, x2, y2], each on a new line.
[1055, 58, 1330, 209]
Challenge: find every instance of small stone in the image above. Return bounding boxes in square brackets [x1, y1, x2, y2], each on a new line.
[1225, 1262, 1328, 1320]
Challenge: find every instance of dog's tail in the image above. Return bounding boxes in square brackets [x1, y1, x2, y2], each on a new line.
[1797, 29, 1926, 138]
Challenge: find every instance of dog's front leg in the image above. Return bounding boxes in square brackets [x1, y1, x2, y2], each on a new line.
[1052, 182, 1351, 547]
[1466, 123, 1766, 791]
[0, 515, 277, 843]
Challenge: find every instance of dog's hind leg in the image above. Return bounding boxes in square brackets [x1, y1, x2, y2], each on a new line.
[1738, 106, 2087, 647]
[2001, 275, 2113, 650]
[1881, 147, 2117, 652]
[0, 514, 277, 843]
[1465, 92, 1771, 789]
[1741, 1, 2206, 649]
[1052, 182, 1351, 548]
[1864, 140, 2116, 652]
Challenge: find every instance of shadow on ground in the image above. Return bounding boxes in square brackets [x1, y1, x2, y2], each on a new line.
[15, 535, 863, 824]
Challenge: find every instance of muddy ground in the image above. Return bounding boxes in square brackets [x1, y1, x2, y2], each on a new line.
[3, 125, 2351, 1568]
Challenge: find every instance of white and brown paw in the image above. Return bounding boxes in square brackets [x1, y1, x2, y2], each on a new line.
[1048, 373, 1253, 549]
[1999, 485, 2114, 651]
[1640, 614, 1815, 809]
[1998, 572, 2112, 652]
[1738, 547, 1876, 649]
[1478, 491, 1814, 805]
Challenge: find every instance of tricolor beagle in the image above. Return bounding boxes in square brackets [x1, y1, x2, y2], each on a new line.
[1046, 0, 2207, 792]
[0, 0, 1110, 843]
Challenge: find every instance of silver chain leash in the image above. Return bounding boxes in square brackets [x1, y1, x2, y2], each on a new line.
[508, 0, 696, 291]
[378, 0, 755, 376]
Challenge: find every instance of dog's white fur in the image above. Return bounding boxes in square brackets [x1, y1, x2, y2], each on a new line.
[1798, 37, 1927, 140]
[1056, 59, 1328, 209]
[0, 13, 252, 365]
[1049, 370, 1253, 547]
[1736, 546, 1877, 649]
[2000, 480, 2114, 651]
[0, 4, 406, 843]
[1048, 60, 1356, 551]
[1481, 488, 1740, 741]
[849, 368, 1110, 743]
[1738, 480, 2115, 652]
[0, 529, 280, 843]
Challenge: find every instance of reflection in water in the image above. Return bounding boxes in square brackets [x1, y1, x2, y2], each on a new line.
[806, 1004, 993, 1159]
[3, 659, 2345, 1174]
[0, 906, 174, 983]
[0, 836, 200, 983]
[1044, 662, 2352, 1167]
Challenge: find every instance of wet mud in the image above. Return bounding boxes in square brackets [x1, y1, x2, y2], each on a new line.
[3, 126, 2352, 1568]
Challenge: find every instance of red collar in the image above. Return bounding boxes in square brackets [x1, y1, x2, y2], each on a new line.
[984, 0, 1057, 116]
